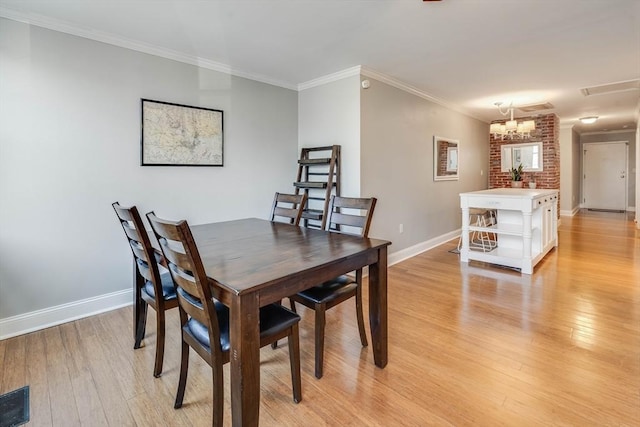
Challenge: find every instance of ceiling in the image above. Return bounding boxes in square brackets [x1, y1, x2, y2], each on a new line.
[1, 0, 639, 133]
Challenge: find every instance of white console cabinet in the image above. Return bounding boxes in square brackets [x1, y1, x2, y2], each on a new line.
[459, 188, 558, 274]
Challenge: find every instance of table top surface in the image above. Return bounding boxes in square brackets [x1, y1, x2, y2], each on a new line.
[189, 218, 390, 295]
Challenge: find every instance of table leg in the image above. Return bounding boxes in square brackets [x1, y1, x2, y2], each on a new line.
[229, 293, 261, 427]
[368, 246, 388, 368]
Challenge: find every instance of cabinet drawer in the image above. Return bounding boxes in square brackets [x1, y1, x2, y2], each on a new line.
[532, 193, 558, 210]
[463, 196, 525, 211]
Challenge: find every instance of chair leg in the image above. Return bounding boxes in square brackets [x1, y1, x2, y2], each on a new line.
[271, 299, 283, 349]
[174, 339, 190, 409]
[314, 304, 326, 379]
[153, 308, 166, 378]
[288, 324, 302, 403]
[134, 299, 148, 349]
[133, 264, 147, 348]
[355, 281, 368, 347]
[212, 360, 224, 427]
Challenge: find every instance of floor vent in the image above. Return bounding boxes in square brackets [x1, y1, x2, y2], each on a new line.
[587, 208, 625, 213]
[0, 386, 29, 427]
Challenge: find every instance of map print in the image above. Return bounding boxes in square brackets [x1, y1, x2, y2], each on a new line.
[142, 100, 223, 165]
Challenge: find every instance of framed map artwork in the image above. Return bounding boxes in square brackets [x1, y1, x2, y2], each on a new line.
[141, 99, 223, 166]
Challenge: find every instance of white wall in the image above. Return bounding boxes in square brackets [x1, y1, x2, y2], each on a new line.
[360, 78, 489, 254]
[0, 19, 298, 323]
[298, 75, 361, 198]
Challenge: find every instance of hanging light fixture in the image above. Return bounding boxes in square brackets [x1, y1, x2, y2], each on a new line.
[489, 102, 536, 140]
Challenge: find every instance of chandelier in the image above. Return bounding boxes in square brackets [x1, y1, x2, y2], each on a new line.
[489, 102, 536, 140]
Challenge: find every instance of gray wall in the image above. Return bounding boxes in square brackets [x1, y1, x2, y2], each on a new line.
[360, 78, 489, 252]
[580, 131, 637, 208]
[0, 19, 298, 319]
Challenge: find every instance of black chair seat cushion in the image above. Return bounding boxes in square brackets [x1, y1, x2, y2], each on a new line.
[142, 272, 177, 301]
[296, 275, 357, 305]
[180, 287, 299, 353]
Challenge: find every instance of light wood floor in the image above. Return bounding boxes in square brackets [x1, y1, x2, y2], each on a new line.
[1, 210, 639, 426]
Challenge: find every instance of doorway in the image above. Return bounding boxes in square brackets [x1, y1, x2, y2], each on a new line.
[582, 142, 628, 211]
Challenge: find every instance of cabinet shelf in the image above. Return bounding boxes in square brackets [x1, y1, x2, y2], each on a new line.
[301, 209, 323, 220]
[298, 158, 331, 165]
[469, 223, 541, 236]
[294, 181, 329, 189]
[294, 145, 341, 229]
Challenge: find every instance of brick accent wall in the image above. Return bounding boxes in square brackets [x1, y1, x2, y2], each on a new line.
[437, 140, 457, 177]
[489, 113, 560, 214]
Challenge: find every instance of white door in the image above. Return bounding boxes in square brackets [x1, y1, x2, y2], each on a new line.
[583, 142, 627, 211]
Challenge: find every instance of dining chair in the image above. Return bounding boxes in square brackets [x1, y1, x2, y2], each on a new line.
[270, 192, 308, 225]
[289, 195, 377, 379]
[112, 202, 178, 378]
[146, 212, 302, 426]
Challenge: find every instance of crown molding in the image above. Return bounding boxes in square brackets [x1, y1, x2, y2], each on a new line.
[0, 7, 298, 91]
[297, 66, 362, 90]
[299, 65, 484, 122]
[360, 66, 484, 122]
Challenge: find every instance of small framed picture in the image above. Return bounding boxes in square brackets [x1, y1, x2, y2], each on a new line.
[433, 136, 459, 181]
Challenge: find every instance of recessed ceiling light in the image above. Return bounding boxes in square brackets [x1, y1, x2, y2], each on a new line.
[579, 116, 598, 124]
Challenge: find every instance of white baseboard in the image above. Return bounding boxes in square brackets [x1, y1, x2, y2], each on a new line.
[560, 206, 581, 217]
[0, 289, 132, 340]
[578, 204, 635, 213]
[389, 229, 460, 267]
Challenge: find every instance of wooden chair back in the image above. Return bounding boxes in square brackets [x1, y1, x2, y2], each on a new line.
[146, 213, 225, 365]
[325, 196, 377, 237]
[112, 202, 164, 298]
[270, 192, 307, 225]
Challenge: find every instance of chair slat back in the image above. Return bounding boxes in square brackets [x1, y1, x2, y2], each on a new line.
[112, 202, 162, 289]
[270, 192, 307, 225]
[146, 212, 223, 357]
[325, 196, 377, 237]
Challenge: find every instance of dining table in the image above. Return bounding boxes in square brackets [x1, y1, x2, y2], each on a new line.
[178, 217, 391, 427]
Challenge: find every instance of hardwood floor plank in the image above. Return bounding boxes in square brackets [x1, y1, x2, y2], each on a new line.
[59, 322, 109, 426]
[43, 327, 81, 426]
[82, 316, 136, 426]
[0, 335, 26, 396]
[0, 336, 6, 393]
[24, 330, 52, 427]
[126, 390, 172, 427]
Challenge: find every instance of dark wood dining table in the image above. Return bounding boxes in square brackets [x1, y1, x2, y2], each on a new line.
[185, 218, 391, 427]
